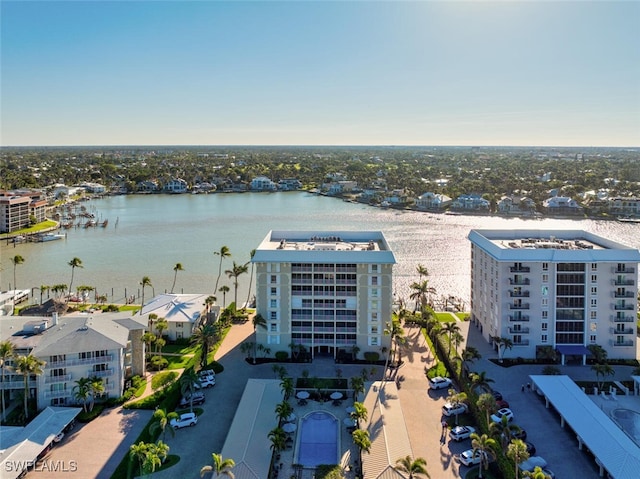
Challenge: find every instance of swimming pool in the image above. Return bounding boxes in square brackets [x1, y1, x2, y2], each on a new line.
[611, 408, 640, 446]
[296, 411, 339, 467]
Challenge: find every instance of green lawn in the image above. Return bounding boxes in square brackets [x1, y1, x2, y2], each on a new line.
[166, 355, 192, 370]
[161, 344, 197, 355]
[2, 219, 58, 237]
[436, 312, 457, 322]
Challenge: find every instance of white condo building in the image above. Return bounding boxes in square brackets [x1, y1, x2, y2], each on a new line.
[252, 231, 396, 360]
[469, 230, 640, 363]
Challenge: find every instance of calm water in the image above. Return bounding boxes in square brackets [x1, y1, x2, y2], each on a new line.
[2, 192, 639, 307]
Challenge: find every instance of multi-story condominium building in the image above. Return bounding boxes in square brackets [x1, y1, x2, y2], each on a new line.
[252, 231, 396, 360]
[0, 312, 146, 409]
[469, 229, 640, 363]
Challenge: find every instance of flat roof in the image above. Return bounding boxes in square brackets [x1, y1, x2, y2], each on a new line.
[530, 375, 640, 479]
[253, 231, 396, 264]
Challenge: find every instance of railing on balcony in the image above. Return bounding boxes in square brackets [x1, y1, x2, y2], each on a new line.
[0, 380, 37, 390]
[611, 315, 635, 323]
[509, 266, 531, 273]
[611, 327, 635, 335]
[45, 374, 72, 384]
[509, 303, 530, 310]
[49, 354, 114, 368]
[509, 290, 530, 297]
[613, 304, 634, 310]
[613, 266, 635, 274]
[613, 279, 635, 286]
[508, 327, 530, 334]
[508, 315, 530, 322]
[512, 340, 530, 346]
[509, 278, 530, 285]
[44, 389, 69, 399]
[88, 369, 114, 378]
[612, 340, 634, 347]
[613, 291, 635, 298]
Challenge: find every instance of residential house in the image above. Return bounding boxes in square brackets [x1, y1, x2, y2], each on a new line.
[250, 176, 278, 191]
[543, 196, 583, 215]
[137, 180, 159, 193]
[497, 195, 536, 216]
[277, 179, 303, 191]
[451, 194, 490, 211]
[415, 192, 452, 210]
[164, 178, 188, 194]
[327, 181, 358, 195]
[609, 197, 640, 217]
[138, 293, 216, 340]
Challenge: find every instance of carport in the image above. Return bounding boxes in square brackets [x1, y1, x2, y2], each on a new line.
[555, 344, 591, 366]
[530, 375, 640, 478]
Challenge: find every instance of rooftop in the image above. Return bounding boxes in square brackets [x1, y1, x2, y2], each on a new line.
[493, 236, 603, 251]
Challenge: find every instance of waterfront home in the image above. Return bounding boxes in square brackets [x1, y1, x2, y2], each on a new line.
[609, 197, 640, 217]
[277, 178, 303, 190]
[326, 180, 358, 195]
[0, 312, 147, 409]
[497, 195, 536, 215]
[80, 182, 106, 194]
[543, 196, 583, 215]
[138, 293, 217, 340]
[164, 178, 188, 194]
[451, 194, 490, 211]
[383, 189, 411, 206]
[52, 184, 82, 200]
[250, 176, 278, 191]
[415, 192, 452, 210]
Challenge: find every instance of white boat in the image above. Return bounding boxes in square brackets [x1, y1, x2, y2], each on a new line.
[38, 233, 65, 242]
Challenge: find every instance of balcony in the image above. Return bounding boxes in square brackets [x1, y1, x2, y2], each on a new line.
[613, 291, 635, 298]
[611, 315, 635, 323]
[611, 327, 635, 335]
[612, 340, 634, 347]
[88, 369, 114, 378]
[613, 279, 635, 286]
[508, 315, 530, 322]
[613, 304, 634, 310]
[512, 340, 530, 346]
[45, 374, 72, 384]
[509, 303, 530, 310]
[509, 290, 530, 298]
[613, 266, 635, 274]
[510, 266, 531, 273]
[508, 327, 530, 334]
[44, 389, 69, 399]
[509, 278, 530, 285]
[49, 354, 114, 368]
[0, 380, 37, 390]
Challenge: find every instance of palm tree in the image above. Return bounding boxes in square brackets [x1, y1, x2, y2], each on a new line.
[452, 331, 464, 356]
[130, 441, 149, 477]
[395, 455, 430, 479]
[218, 286, 230, 308]
[492, 336, 514, 362]
[10, 255, 25, 305]
[141, 332, 156, 359]
[409, 280, 430, 312]
[140, 276, 152, 309]
[39, 284, 49, 305]
[200, 452, 235, 478]
[507, 439, 530, 479]
[213, 246, 231, 292]
[268, 426, 287, 458]
[73, 377, 92, 412]
[204, 295, 217, 322]
[384, 319, 406, 366]
[155, 318, 169, 341]
[1, 340, 15, 421]
[191, 324, 217, 369]
[490, 414, 522, 449]
[352, 429, 371, 455]
[592, 363, 615, 390]
[180, 369, 201, 412]
[470, 371, 495, 394]
[275, 401, 294, 424]
[251, 313, 267, 363]
[416, 263, 429, 282]
[88, 375, 105, 411]
[244, 249, 256, 308]
[461, 346, 481, 376]
[14, 354, 45, 420]
[522, 466, 552, 479]
[470, 433, 498, 479]
[171, 262, 184, 293]
[350, 402, 368, 424]
[67, 257, 83, 297]
[280, 376, 294, 401]
[149, 408, 179, 442]
[476, 393, 497, 429]
[225, 261, 249, 307]
[440, 322, 461, 356]
[445, 389, 468, 425]
[350, 375, 365, 401]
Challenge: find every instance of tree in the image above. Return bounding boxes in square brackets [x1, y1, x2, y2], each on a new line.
[470, 371, 495, 394]
[200, 452, 235, 478]
[14, 354, 45, 420]
[244, 249, 256, 308]
[384, 319, 406, 367]
[67, 257, 83, 297]
[350, 402, 368, 424]
[72, 377, 92, 412]
[191, 324, 217, 369]
[141, 332, 156, 359]
[1, 340, 15, 421]
[268, 426, 287, 456]
[522, 466, 552, 479]
[251, 313, 267, 363]
[88, 375, 105, 411]
[395, 455, 430, 479]
[470, 433, 498, 479]
[452, 331, 464, 356]
[409, 280, 431, 312]
[225, 261, 249, 307]
[490, 414, 522, 449]
[587, 344, 608, 364]
[140, 276, 152, 308]
[350, 375, 365, 401]
[507, 439, 530, 479]
[155, 318, 169, 342]
[38, 284, 49, 305]
[416, 263, 429, 282]
[280, 376, 294, 401]
[591, 363, 615, 390]
[213, 246, 231, 293]
[445, 388, 468, 424]
[204, 295, 217, 322]
[440, 322, 461, 356]
[218, 285, 230, 308]
[476, 393, 498, 429]
[171, 262, 184, 293]
[129, 441, 149, 477]
[461, 346, 481, 376]
[149, 408, 179, 442]
[352, 429, 371, 455]
[492, 336, 514, 362]
[10, 255, 25, 307]
[275, 401, 294, 424]
[180, 369, 201, 412]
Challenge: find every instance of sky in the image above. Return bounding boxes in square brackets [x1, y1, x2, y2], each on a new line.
[1, 1, 639, 147]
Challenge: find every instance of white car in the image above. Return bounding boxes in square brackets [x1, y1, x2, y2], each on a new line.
[198, 370, 215, 380]
[428, 376, 452, 390]
[170, 412, 198, 429]
[442, 402, 468, 417]
[194, 376, 216, 389]
[519, 456, 548, 472]
[490, 408, 514, 423]
[457, 449, 489, 466]
[449, 425, 476, 442]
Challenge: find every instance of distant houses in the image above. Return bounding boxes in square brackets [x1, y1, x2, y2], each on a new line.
[250, 176, 278, 191]
[497, 195, 536, 216]
[451, 194, 490, 211]
[543, 196, 583, 215]
[163, 178, 188, 194]
[415, 192, 452, 210]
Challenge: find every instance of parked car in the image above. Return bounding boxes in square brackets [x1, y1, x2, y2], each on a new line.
[179, 391, 205, 408]
[428, 376, 452, 390]
[449, 425, 476, 442]
[496, 399, 510, 409]
[490, 408, 514, 423]
[457, 449, 490, 466]
[519, 456, 548, 472]
[491, 390, 503, 401]
[53, 432, 64, 443]
[442, 402, 469, 417]
[194, 376, 216, 389]
[198, 370, 215, 380]
[525, 441, 536, 455]
[170, 412, 198, 429]
[542, 468, 556, 478]
[512, 428, 527, 440]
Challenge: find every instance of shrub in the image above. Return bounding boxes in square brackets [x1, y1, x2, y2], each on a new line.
[542, 365, 561, 375]
[103, 304, 119, 312]
[149, 355, 168, 371]
[275, 351, 289, 361]
[77, 404, 105, 423]
[363, 352, 380, 363]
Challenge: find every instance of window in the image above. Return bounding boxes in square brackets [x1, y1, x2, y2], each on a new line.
[370, 337, 379, 346]
[371, 276, 378, 286]
[270, 275, 277, 284]
[371, 265, 378, 273]
[371, 301, 378, 310]
[542, 311, 548, 319]
[541, 286, 548, 296]
[371, 288, 378, 297]
[541, 334, 548, 343]
[370, 325, 378, 334]
[590, 298, 597, 307]
[371, 312, 378, 321]
[542, 274, 549, 283]
[591, 263, 597, 271]
[541, 323, 548, 331]
[270, 311, 277, 320]
[270, 323, 277, 332]
[591, 275, 597, 283]
[270, 299, 277, 308]
[270, 287, 277, 296]
[176, 322, 183, 328]
[541, 298, 548, 307]
[542, 263, 548, 271]
[590, 335, 597, 343]
[590, 311, 597, 319]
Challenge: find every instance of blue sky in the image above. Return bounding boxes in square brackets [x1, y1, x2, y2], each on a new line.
[1, 1, 639, 147]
